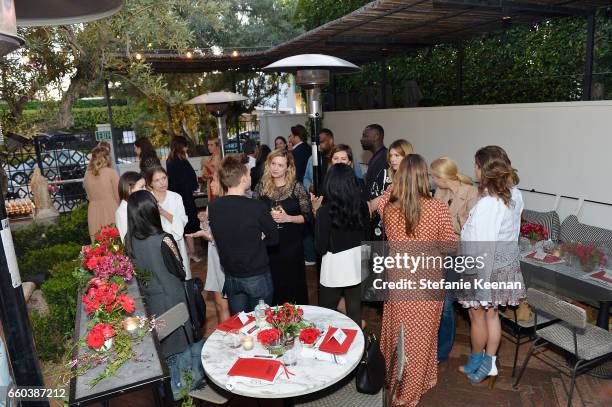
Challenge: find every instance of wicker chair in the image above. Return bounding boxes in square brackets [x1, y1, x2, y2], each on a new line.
[513, 289, 612, 407]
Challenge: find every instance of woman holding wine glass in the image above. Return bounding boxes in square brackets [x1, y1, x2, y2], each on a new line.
[253, 149, 312, 305]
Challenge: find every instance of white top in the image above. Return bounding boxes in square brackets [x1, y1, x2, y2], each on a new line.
[115, 200, 128, 242]
[461, 187, 524, 242]
[201, 305, 364, 399]
[247, 155, 256, 170]
[159, 190, 191, 279]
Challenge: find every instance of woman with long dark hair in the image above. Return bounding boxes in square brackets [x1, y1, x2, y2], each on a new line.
[458, 146, 525, 388]
[316, 164, 368, 325]
[126, 190, 192, 358]
[134, 138, 160, 175]
[166, 136, 201, 262]
[115, 171, 146, 242]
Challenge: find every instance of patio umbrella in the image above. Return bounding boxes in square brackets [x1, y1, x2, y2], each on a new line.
[185, 91, 248, 158]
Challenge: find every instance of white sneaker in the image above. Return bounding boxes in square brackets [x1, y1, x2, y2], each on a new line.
[304, 261, 316, 266]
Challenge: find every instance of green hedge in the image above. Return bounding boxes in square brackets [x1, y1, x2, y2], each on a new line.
[20, 243, 82, 282]
[18, 106, 137, 131]
[32, 259, 80, 361]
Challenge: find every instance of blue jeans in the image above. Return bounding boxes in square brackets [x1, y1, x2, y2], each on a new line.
[437, 292, 456, 362]
[224, 272, 274, 315]
[303, 232, 316, 262]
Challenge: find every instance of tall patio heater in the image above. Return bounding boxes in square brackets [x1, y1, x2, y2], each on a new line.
[185, 92, 248, 158]
[263, 54, 359, 195]
[0, 2, 124, 404]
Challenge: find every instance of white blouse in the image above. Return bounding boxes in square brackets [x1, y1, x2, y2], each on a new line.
[461, 187, 524, 242]
[159, 190, 192, 279]
[115, 200, 128, 242]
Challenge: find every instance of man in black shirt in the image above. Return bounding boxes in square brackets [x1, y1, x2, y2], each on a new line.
[361, 124, 388, 240]
[209, 156, 279, 314]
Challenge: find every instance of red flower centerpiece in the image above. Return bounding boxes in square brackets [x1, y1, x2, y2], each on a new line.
[86, 323, 116, 351]
[94, 253, 134, 282]
[520, 223, 549, 243]
[561, 242, 607, 272]
[264, 303, 308, 337]
[257, 328, 282, 346]
[82, 277, 135, 322]
[299, 328, 320, 347]
[80, 225, 124, 272]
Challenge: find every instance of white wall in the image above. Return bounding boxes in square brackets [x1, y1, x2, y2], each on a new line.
[118, 156, 204, 178]
[259, 113, 309, 148]
[264, 101, 612, 229]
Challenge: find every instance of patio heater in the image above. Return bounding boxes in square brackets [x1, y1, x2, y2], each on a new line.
[0, 1, 124, 403]
[185, 91, 248, 158]
[263, 54, 359, 195]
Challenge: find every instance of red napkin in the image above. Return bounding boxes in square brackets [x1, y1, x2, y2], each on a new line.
[216, 314, 255, 332]
[318, 327, 358, 355]
[589, 270, 612, 283]
[525, 252, 562, 264]
[227, 358, 282, 381]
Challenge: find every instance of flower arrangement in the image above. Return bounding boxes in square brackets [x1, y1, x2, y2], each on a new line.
[257, 328, 282, 346]
[82, 277, 135, 323]
[86, 323, 116, 351]
[299, 328, 320, 346]
[264, 303, 310, 337]
[79, 225, 123, 272]
[561, 242, 607, 272]
[94, 253, 134, 281]
[520, 223, 548, 242]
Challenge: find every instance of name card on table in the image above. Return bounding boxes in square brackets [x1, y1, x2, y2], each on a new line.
[331, 328, 347, 345]
[238, 312, 250, 325]
[533, 250, 547, 261]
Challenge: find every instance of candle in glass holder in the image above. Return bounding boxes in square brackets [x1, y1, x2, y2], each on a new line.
[242, 335, 254, 351]
[122, 317, 140, 334]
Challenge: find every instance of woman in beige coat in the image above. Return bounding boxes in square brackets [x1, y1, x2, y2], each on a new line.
[84, 147, 120, 240]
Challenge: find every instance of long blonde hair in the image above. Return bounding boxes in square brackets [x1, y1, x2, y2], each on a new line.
[260, 149, 296, 197]
[388, 154, 431, 237]
[387, 139, 414, 177]
[89, 147, 111, 176]
[430, 156, 473, 185]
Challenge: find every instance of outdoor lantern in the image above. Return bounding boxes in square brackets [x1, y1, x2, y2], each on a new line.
[263, 54, 359, 195]
[15, 0, 124, 26]
[185, 91, 248, 158]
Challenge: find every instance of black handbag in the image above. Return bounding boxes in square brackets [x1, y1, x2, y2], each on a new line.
[355, 332, 386, 394]
[183, 277, 206, 341]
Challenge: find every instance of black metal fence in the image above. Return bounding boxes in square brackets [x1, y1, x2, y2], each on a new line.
[3, 132, 96, 212]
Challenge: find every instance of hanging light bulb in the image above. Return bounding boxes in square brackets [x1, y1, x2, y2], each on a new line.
[135, 52, 142, 60]
[231, 50, 239, 57]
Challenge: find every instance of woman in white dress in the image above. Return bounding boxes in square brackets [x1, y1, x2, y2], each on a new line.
[458, 145, 526, 389]
[115, 171, 146, 242]
[146, 166, 192, 279]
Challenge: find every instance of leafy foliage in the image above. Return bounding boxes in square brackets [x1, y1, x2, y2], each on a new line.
[20, 243, 82, 281]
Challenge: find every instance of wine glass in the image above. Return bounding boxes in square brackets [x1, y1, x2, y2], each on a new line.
[272, 200, 283, 229]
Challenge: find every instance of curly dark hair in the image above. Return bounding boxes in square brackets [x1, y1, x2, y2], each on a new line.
[475, 145, 519, 206]
[324, 164, 368, 230]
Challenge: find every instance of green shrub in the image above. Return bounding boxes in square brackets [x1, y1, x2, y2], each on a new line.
[32, 259, 80, 361]
[20, 243, 82, 281]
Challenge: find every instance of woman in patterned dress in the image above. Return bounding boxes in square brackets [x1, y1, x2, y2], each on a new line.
[458, 146, 526, 387]
[377, 154, 457, 407]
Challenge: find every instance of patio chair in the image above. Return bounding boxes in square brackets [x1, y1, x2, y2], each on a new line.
[513, 288, 612, 407]
[499, 304, 558, 376]
[157, 302, 230, 406]
[383, 322, 405, 407]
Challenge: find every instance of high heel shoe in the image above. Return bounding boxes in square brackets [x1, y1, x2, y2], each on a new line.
[467, 354, 498, 389]
[458, 351, 484, 374]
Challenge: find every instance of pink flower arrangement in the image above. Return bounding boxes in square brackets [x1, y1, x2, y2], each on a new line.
[561, 242, 608, 271]
[94, 253, 134, 281]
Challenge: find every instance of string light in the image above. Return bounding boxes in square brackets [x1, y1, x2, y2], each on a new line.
[22, 55, 31, 64]
[186, 51, 193, 58]
[147, 43, 153, 48]
[135, 53, 143, 60]
[232, 50, 239, 57]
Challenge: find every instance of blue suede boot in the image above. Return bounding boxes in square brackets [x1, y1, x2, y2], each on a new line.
[458, 351, 485, 374]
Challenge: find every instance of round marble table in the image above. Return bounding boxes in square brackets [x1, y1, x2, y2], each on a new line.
[201, 305, 364, 399]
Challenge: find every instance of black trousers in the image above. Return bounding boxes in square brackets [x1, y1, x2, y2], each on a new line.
[318, 283, 362, 326]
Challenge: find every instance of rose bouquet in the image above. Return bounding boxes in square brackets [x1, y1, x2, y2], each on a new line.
[86, 323, 116, 351]
[520, 223, 548, 243]
[264, 303, 310, 337]
[80, 225, 123, 272]
[257, 328, 282, 346]
[561, 242, 607, 272]
[299, 328, 320, 346]
[82, 278, 135, 323]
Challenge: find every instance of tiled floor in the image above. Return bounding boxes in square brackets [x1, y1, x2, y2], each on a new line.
[76, 256, 612, 406]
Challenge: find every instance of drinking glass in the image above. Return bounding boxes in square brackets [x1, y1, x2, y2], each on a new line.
[272, 200, 283, 229]
[226, 329, 242, 349]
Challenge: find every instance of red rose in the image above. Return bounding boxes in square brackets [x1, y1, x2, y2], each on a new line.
[100, 324, 115, 339]
[118, 294, 135, 313]
[298, 308, 304, 316]
[86, 327, 105, 349]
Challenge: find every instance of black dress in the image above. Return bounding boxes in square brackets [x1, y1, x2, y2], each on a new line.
[167, 157, 199, 234]
[253, 181, 312, 306]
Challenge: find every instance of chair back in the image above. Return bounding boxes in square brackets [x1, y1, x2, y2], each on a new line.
[156, 302, 191, 342]
[526, 288, 586, 329]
